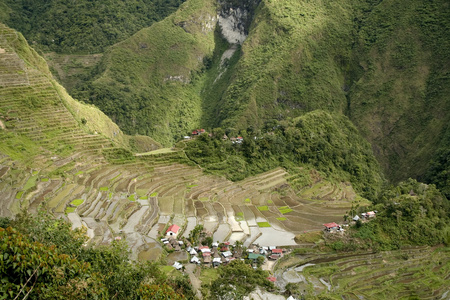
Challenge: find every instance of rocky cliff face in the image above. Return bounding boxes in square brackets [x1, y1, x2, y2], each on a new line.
[218, 0, 260, 44]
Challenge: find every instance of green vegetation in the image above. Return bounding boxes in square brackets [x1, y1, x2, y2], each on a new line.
[65, 207, 76, 213]
[257, 222, 271, 228]
[0, 0, 184, 53]
[327, 179, 450, 251]
[276, 217, 287, 221]
[348, 0, 450, 184]
[199, 268, 219, 286]
[257, 206, 268, 211]
[245, 198, 251, 203]
[280, 246, 450, 299]
[278, 206, 293, 214]
[99, 187, 109, 191]
[70, 199, 84, 206]
[23, 175, 38, 190]
[294, 231, 323, 244]
[150, 192, 158, 197]
[1, 211, 192, 299]
[185, 111, 384, 199]
[47, 0, 447, 195]
[206, 260, 274, 300]
[72, 0, 218, 145]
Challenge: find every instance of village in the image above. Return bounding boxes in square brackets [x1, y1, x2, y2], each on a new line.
[161, 224, 289, 272]
[185, 128, 244, 144]
[161, 210, 377, 272]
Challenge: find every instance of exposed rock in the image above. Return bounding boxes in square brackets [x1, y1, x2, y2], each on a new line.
[218, 0, 261, 44]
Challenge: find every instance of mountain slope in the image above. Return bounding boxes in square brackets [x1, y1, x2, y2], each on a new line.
[72, 0, 450, 187]
[348, 0, 450, 183]
[0, 23, 130, 167]
[75, 0, 219, 145]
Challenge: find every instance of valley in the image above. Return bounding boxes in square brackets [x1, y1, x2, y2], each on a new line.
[0, 0, 449, 298]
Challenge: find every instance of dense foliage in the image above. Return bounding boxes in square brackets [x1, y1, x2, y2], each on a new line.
[184, 110, 384, 199]
[425, 143, 450, 200]
[0, 0, 184, 53]
[0, 227, 108, 299]
[328, 179, 450, 251]
[348, 0, 450, 183]
[207, 260, 274, 300]
[0, 211, 191, 299]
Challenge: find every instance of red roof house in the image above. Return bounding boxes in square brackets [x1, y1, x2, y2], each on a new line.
[271, 248, 283, 255]
[323, 222, 339, 231]
[166, 224, 180, 236]
[267, 276, 277, 282]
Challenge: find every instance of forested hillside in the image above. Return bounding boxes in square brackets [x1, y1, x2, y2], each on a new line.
[0, 0, 184, 53]
[348, 0, 450, 184]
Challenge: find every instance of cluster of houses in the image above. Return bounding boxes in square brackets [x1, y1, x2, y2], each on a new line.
[163, 224, 287, 270]
[183, 243, 287, 268]
[182, 128, 246, 145]
[353, 210, 376, 221]
[191, 129, 206, 136]
[323, 211, 377, 233]
[228, 136, 244, 144]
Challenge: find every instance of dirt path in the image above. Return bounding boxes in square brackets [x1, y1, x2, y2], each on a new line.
[185, 264, 202, 299]
[0, 120, 5, 129]
[262, 259, 276, 272]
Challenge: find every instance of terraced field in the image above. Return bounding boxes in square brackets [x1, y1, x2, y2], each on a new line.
[275, 246, 450, 299]
[0, 23, 363, 259]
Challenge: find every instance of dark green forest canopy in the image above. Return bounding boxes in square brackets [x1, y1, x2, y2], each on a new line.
[0, 0, 185, 53]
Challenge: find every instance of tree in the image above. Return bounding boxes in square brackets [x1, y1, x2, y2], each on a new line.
[137, 283, 185, 300]
[209, 260, 274, 300]
[0, 227, 108, 299]
[188, 224, 204, 245]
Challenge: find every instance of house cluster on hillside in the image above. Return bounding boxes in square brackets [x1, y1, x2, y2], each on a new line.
[185, 243, 287, 268]
[191, 129, 206, 136]
[324, 211, 377, 233]
[162, 224, 287, 270]
[222, 134, 244, 144]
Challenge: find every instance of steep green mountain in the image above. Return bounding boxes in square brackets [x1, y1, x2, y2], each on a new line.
[69, 0, 449, 189]
[348, 0, 450, 183]
[0, 0, 185, 54]
[75, 0, 220, 145]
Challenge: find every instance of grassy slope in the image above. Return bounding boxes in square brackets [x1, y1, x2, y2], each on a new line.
[76, 0, 218, 145]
